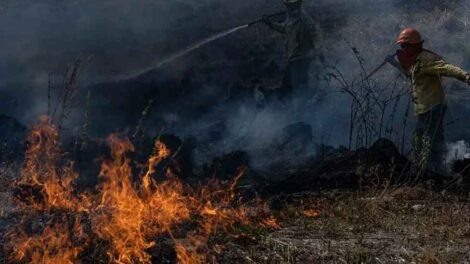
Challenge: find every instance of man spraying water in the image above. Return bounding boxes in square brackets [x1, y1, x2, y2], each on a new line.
[262, 0, 322, 112]
[387, 28, 470, 173]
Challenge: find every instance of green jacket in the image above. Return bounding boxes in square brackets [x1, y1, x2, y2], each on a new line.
[268, 10, 322, 62]
[409, 50, 468, 115]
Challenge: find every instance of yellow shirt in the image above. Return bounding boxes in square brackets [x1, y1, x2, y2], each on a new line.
[411, 51, 467, 115]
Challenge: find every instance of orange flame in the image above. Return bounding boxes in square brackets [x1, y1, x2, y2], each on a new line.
[92, 134, 190, 263]
[17, 116, 90, 212]
[261, 216, 282, 229]
[6, 117, 254, 264]
[7, 216, 88, 263]
[303, 209, 320, 218]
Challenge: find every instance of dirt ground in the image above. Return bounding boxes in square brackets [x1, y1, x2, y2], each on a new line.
[219, 187, 470, 264]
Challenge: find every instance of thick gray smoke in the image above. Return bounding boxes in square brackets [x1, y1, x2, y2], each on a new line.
[2, 0, 470, 168]
[1, 0, 272, 123]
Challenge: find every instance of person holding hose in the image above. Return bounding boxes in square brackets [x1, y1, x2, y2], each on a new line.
[262, 0, 322, 113]
[387, 28, 470, 173]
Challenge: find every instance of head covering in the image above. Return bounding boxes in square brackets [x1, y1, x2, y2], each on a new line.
[396, 28, 423, 45]
[396, 28, 425, 71]
[397, 42, 424, 72]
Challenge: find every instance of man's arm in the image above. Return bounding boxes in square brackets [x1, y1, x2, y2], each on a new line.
[386, 55, 410, 77]
[263, 16, 287, 34]
[421, 59, 470, 83]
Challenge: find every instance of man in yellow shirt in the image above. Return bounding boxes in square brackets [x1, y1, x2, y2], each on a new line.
[388, 28, 470, 172]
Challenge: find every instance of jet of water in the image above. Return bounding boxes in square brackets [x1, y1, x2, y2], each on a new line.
[121, 24, 250, 80]
[117, 11, 285, 81]
[157, 25, 250, 68]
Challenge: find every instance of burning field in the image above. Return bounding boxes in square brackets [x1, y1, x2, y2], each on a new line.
[0, 117, 273, 263]
[2, 117, 470, 263]
[3, 1, 470, 263]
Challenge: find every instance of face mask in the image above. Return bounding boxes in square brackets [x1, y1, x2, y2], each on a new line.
[396, 42, 424, 71]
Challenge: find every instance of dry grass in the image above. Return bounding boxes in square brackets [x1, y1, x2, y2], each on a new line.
[0, 160, 16, 193]
[0, 162, 20, 219]
[1, 169, 469, 263]
[220, 187, 470, 263]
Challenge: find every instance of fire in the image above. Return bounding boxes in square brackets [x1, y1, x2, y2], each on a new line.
[174, 242, 206, 264]
[5, 117, 258, 263]
[171, 168, 249, 263]
[142, 139, 171, 193]
[303, 209, 320, 218]
[16, 116, 90, 212]
[6, 216, 89, 264]
[92, 134, 190, 263]
[261, 216, 282, 229]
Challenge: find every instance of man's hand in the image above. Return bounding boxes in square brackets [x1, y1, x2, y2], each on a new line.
[385, 54, 396, 63]
[385, 54, 410, 77]
[385, 54, 399, 69]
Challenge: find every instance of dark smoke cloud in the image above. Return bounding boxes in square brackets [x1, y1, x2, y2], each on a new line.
[2, 0, 470, 167]
[0, 0, 284, 124]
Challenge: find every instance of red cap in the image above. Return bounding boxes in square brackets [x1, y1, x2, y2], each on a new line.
[396, 28, 423, 45]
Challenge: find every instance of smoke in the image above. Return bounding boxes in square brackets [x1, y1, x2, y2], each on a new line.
[172, 0, 470, 167]
[3, 0, 470, 168]
[446, 140, 470, 164]
[0, 0, 250, 123]
[0, 0, 190, 81]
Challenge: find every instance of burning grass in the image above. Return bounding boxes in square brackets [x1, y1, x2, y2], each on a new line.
[2, 117, 273, 264]
[2, 117, 470, 263]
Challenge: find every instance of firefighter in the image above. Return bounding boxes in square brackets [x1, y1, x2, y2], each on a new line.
[262, 0, 322, 112]
[387, 28, 470, 172]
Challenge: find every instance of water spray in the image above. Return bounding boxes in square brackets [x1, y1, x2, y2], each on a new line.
[121, 11, 286, 80]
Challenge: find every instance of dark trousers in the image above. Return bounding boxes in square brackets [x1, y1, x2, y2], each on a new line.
[414, 105, 447, 172]
[280, 58, 311, 110]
